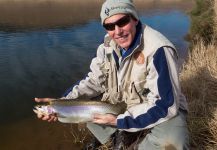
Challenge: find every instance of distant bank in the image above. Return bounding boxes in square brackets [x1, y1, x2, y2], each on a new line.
[0, 0, 194, 29]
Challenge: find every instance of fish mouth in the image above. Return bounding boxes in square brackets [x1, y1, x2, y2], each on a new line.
[33, 105, 55, 116]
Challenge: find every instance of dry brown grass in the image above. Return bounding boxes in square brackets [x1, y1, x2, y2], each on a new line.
[180, 0, 217, 148]
[215, 0, 217, 36]
[180, 41, 217, 149]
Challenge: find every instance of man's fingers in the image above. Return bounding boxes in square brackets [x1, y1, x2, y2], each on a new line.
[93, 113, 103, 119]
[92, 113, 117, 126]
[48, 114, 58, 122]
[42, 115, 50, 121]
[53, 117, 58, 122]
[37, 113, 43, 119]
[48, 116, 56, 122]
[34, 97, 57, 122]
[36, 113, 57, 122]
[93, 119, 103, 124]
[93, 114, 106, 124]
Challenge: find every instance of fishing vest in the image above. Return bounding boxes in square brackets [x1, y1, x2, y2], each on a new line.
[101, 25, 177, 108]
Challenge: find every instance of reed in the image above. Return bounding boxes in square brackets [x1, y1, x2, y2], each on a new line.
[180, 41, 217, 148]
[180, 0, 217, 148]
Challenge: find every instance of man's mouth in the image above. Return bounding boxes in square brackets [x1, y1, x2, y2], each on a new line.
[116, 34, 128, 41]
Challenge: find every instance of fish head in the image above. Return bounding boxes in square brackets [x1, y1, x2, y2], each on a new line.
[33, 105, 56, 116]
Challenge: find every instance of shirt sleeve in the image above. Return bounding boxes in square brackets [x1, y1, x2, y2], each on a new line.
[117, 47, 180, 132]
[62, 44, 106, 99]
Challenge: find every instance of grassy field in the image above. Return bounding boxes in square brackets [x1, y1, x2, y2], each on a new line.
[180, 0, 217, 149]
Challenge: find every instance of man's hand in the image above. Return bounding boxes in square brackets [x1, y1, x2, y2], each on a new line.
[34, 98, 58, 122]
[93, 113, 117, 126]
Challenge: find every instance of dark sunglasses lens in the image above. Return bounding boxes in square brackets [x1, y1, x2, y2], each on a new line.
[116, 15, 130, 27]
[103, 23, 115, 31]
[103, 15, 130, 31]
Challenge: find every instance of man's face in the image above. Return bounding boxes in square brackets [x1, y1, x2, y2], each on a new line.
[104, 14, 138, 50]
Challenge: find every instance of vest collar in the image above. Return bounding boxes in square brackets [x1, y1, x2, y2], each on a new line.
[110, 21, 143, 62]
[121, 21, 143, 60]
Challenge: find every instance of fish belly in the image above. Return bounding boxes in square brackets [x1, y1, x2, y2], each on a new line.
[53, 105, 110, 123]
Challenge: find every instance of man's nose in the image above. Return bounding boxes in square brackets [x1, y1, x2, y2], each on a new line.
[114, 25, 122, 34]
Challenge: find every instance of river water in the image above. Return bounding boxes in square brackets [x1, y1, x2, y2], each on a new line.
[0, 0, 193, 149]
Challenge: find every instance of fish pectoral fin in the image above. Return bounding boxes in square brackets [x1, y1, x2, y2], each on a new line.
[57, 117, 78, 123]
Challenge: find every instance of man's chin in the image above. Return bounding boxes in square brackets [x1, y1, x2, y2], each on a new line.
[118, 43, 130, 49]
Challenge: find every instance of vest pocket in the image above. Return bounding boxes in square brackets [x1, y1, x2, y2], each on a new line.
[125, 81, 146, 107]
[133, 80, 148, 103]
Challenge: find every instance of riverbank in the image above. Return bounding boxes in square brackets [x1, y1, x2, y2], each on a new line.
[180, 0, 217, 149]
[0, 0, 193, 29]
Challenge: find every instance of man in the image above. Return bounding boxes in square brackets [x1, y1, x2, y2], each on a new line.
[35, 0, 189, 149]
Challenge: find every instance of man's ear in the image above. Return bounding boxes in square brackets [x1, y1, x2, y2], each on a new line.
[130, 15, 139, 25]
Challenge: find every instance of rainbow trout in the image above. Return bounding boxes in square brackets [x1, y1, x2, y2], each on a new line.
[33, 99, 126, 123]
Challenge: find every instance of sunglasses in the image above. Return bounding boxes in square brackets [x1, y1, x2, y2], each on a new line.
[103, 15, 131, 31]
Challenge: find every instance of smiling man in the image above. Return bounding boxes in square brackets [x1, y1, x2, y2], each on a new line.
[104, 14, 138, 49]
[35, 0, 189, 149]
